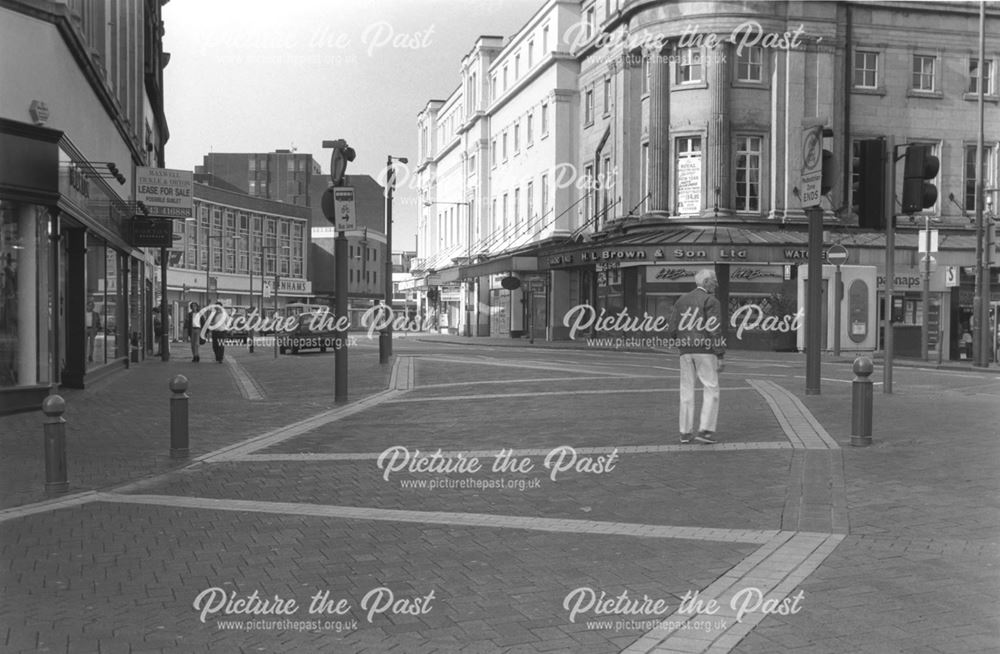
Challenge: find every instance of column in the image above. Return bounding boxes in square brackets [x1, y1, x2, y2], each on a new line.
[647, 48, 671, 215]
[708, 44, 731, 215]
[62, 228, 87, 388]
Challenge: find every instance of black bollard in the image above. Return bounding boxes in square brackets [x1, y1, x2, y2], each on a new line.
[170, 375, 190, 458]
[42, 395, 68, 495]
[850, 356, 874, 447]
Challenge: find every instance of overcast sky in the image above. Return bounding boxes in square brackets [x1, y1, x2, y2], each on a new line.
[162, 0, 539, 246]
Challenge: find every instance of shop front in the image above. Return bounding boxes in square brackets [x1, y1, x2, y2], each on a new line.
[1, 120, 148, 413]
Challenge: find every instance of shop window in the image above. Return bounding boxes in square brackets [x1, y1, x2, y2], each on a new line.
[677, 48, 702, 84]
[1, 202, 54, 386]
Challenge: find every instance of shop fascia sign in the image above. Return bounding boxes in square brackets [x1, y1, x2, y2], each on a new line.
[548, 245, 836, 267]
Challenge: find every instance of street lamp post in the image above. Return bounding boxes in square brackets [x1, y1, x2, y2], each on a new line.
[383, 155, 408, 364]
[424, 200, 473, 336]
[260, 244, 289, 359]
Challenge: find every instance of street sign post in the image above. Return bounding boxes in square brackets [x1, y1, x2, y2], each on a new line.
[827, 244, 849, 267]
[322, 186, 357, 231]
[800, 124, 824, 208]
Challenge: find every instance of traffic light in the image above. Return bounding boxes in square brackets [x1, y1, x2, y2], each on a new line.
[852, 139, 886, 230]
[820, 149, 836, 195]
[901, 145, 939, 214]
[327, 139, 357, 187]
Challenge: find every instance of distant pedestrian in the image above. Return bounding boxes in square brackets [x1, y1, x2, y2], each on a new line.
[85, 300, 101, 363]
[185, 301, 202, 362]
[961, 324, 973, 360]
[152, 308, 163, 355]
[209, 301, 228, 363]
[668, 269, 727, 444]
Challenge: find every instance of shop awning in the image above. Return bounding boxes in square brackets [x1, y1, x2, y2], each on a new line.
[458, 255, 539, 280]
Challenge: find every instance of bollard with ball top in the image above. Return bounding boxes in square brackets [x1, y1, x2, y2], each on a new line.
[850, 356, 874, 447]
[42, 394, 69, 495]
[170, 375, 190, 458]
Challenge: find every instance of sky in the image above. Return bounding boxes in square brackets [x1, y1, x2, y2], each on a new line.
[162, 0, 539, 247]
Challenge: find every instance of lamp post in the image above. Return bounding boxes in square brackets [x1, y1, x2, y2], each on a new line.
[261, 243, 289, 359]
[424, 200, 472, 335]
[383, 155, 408, 364]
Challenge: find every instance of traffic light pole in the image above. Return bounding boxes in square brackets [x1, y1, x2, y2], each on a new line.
[921, 217, 931, 361]
[883, 136, 898, 394]
[806, 206, 823, 395]
[335, 231, 348, 401]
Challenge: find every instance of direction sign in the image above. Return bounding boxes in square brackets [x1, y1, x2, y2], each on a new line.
[321, 186, 357, 231]
[917, 229, 939, 253]
[827, 244, 849, 266]
[800, 125, 823, 208]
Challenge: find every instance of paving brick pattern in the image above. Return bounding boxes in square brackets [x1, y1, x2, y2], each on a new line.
[0, 502, 755, 653]
[2, 340, 998, 653]
[118, 452, 790, 533]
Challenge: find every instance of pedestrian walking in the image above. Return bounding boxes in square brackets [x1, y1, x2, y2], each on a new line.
[209, 301, 228, 363]
[668, 269, 726, 444]
[185, 301, 202, 362]
[85, 300, 101, 363]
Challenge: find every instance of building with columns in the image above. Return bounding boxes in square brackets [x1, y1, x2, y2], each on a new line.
[416, 0, 999, 357]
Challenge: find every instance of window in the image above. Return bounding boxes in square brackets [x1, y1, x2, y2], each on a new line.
[528, 40, 534, 67]
[502, 193, 509, 234]
[542, 25, 549, 53]
[468, 153, 476, 178]
[585, 6, 595, 39]
[585, 88, 594, 124]
[514, 187, 521, 229]
[603, 76, 611, 113]
[734, 136, 762, 212]
[249, 158, 256, 172]
[912, 55, 935, 92]
[491, 139, 497, 166]
[515, 54, 520, 78]
[490, 75, 497, 101]
[541, 174, 549, 219]
[964, 145, 997, 211]
[675, 136, 702, 215]
[969, 58, 995, 95]
[583, 164, 594, 222]
[736, 46, 762, 82]
[503, 65, 508, 90]
[677, 48, 702, 84]
[642, 56, 650, 94]
[527, 181, 534, 226]
[853, 50, 878, 88]
[249, 180, 257, 195]
[502, 131, 508, 161]
[492, 198, 497, 235]
[601, 155, 611, 219]
[286, 158, 295, 172]
[541, 102, 549, 135]
[527, 113, 534, 146]
[514, 122, 520, 153]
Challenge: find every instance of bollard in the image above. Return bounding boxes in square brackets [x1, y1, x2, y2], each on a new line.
[850, 356, 874, 447]
[42, 395, 69, 495]
[170, 375, 190, 458]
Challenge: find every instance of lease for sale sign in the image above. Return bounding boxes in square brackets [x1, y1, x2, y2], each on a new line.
[136, 167, 194, 219]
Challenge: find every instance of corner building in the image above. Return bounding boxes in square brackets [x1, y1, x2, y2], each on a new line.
[416, 0, 999, 356]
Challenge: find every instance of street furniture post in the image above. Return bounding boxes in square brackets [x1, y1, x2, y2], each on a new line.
[42, 395, 68, 495]
[170, 375, 189, 458]
[850, 357, 874, 447]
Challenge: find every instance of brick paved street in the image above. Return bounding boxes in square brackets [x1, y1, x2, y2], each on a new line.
[2, 337, 999, 652]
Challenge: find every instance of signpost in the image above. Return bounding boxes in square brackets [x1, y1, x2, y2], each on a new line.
[135, 167, 194, 363]
[800, 125, 824, 209]
[323, 186, 357, 231]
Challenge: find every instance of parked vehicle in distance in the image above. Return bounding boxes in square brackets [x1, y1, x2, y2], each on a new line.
[277, 308, 340, 354]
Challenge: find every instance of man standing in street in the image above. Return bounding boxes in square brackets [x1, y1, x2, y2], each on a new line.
[669, 269, 726, 444]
